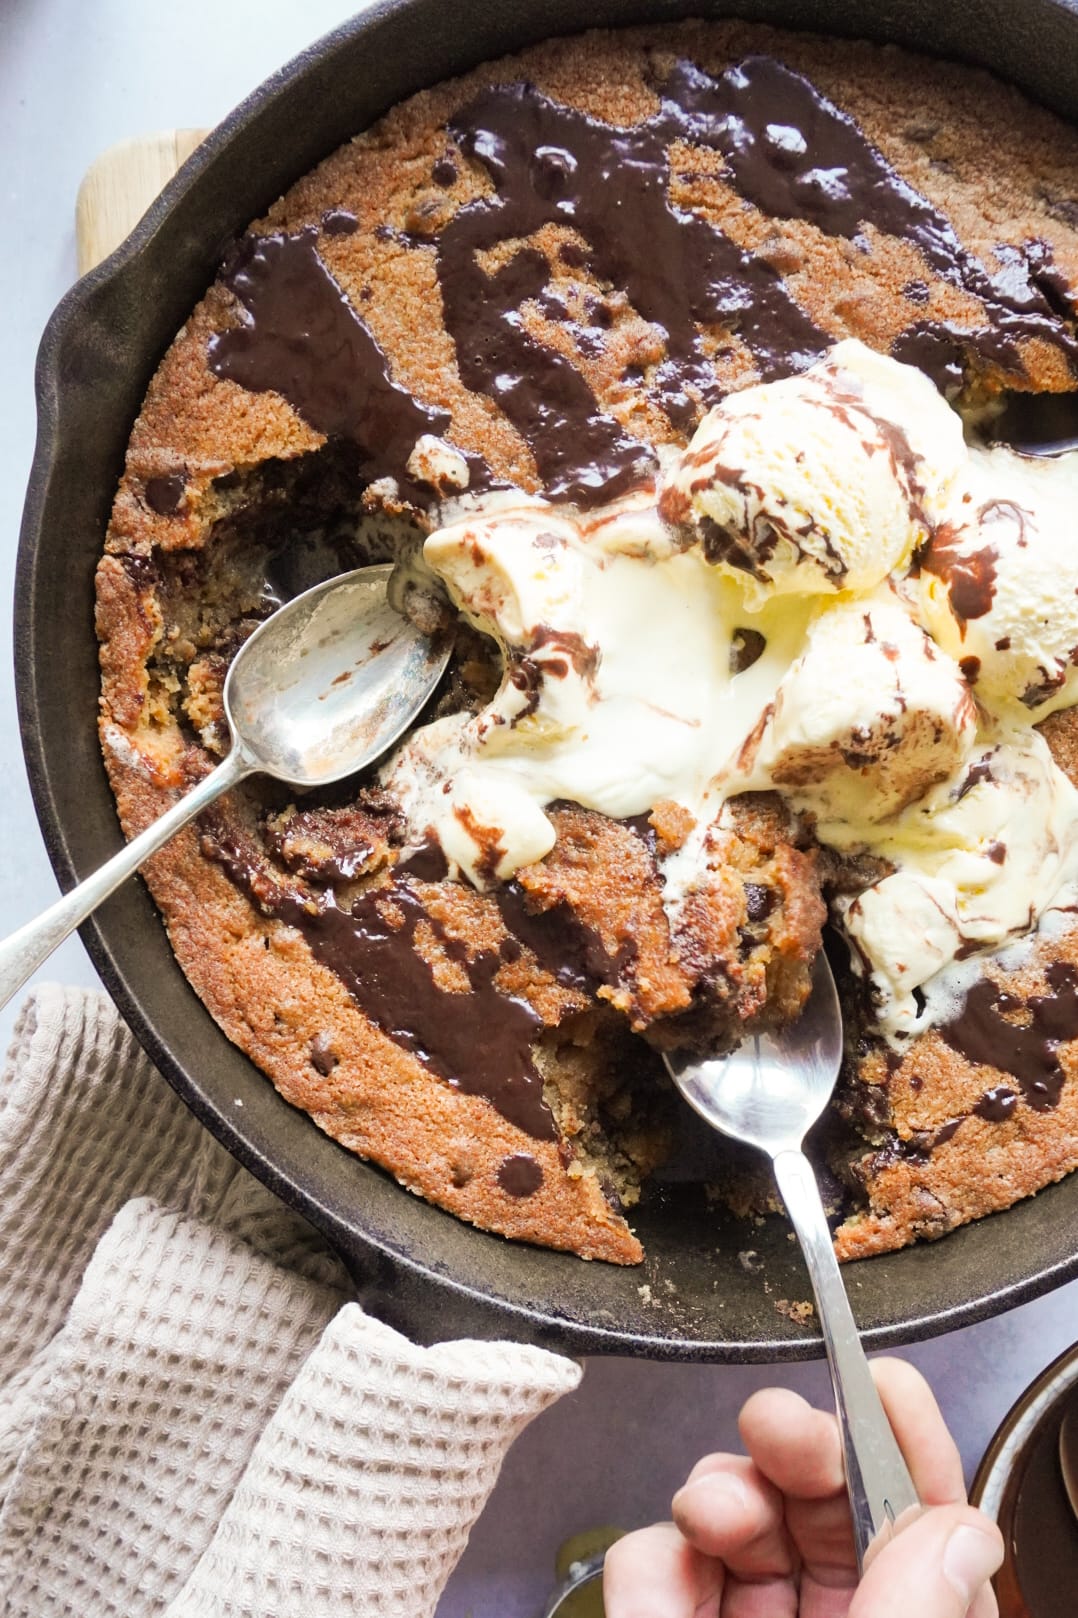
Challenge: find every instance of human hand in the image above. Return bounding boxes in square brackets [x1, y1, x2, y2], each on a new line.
[603, 1358, 1003, 1617]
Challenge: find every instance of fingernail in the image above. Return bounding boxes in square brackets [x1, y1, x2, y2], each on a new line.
[673, 1471, 749, 1515]
[942, 1524, 1003, 1601]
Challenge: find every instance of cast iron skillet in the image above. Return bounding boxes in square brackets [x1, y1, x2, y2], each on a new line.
[16, 0, 1078, 1360]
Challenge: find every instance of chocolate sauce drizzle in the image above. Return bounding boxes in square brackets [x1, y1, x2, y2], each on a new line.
[974, 1084, 1018, 1122]
[637, 55, 1078, 390]
[204, 56, 1078, 513]
[441, 66, 828, 501]
[202, 822, 556, 1140]
[940, 962, 1078, 1110]
[207, 228, 462, 505]
[919, 525, 999, 628]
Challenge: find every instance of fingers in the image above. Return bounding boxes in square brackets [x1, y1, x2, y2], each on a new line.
[737, 1361, 964, 1507]
[603, 1522, 722, 1618]
[869, 1358, 966, 1505]
[738, 1386, 857, 1582]
[672, 1455, 795, 1580]
[738, 1387, 846, 1500]
[737, 1359, 968, 1585]
[608, 1359, 981, 1618]
[850, 1503, 1003, 1618]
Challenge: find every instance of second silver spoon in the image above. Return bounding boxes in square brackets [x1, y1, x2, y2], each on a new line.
[0, 562, 451, 1012]
[663, 952, 921, 1573]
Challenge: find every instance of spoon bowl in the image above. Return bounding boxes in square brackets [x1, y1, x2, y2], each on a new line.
[0, 563, 451, 1011]
[226, 563, 450, 785]
[666, 952, 844, 1157]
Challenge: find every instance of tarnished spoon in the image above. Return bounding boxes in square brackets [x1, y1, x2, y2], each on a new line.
[663, 951, 921, 1574]
[0, 562, 450, 1011]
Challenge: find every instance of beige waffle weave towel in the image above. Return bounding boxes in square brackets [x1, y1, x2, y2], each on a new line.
[0, 986, 581, 1617]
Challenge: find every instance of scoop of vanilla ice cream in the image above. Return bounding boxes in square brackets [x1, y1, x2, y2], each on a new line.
[424, 500, 584, 647]
[916, 446, 1078, 718]
[749, 593, 977, 828]
[386, 495, 790, 887]
[840, 731, 1078, 1031]
[662, 339, 966, 608]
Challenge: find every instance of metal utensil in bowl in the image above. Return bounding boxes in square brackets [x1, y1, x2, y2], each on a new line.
[0, 564, 450, 1012]
[1059, 1401, 1078, 1524]
[663, 954, 920, 1569]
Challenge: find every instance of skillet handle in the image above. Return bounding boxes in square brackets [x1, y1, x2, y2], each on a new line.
[0, 749, 250, 1012]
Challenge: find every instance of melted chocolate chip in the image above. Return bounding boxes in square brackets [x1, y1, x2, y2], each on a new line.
[1022, 668, 1070, 710]
[396, 841, 451, 882]
[956, 758, 995, 801]
[744, 883, 775, 923]
[940, 962, 1078, 1110]
[497, 1152, 544, 1197]
[959, 655, 981, 683]
[207, 229, 474, 504]
[432, 157, 458, 187]
[144, 472, 187, 514]
[202, 823, 555, 1139]
[731, 627, 766, 674]
[931, 1115, 964, 1147]
[310, 1033, 340, 1075]
[494, 881, 633, 995]
[120, 552, 159, 591]
[621, 812, 658, 856]
[322, 208, 359, 235]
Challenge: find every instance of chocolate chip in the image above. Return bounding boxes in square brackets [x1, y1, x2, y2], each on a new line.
[310, 1033, 339, 1076]
[145, 472, 187, 514]
[321, 208, 359, 236]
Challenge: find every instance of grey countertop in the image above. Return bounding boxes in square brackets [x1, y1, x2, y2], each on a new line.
[2, 4, 1076, 1613]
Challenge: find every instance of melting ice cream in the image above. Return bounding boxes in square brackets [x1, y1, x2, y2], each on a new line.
[383, 339, 1078, 1038]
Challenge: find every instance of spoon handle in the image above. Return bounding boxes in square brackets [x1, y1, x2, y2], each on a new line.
[0, 748, 251, 1013]
[772, 1147, 921, 1574]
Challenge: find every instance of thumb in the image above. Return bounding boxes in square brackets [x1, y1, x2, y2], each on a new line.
[850, 1503, 1003, 1618]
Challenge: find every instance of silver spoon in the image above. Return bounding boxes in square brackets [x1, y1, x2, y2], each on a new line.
[663, 951, 921, 1575]
[0, 562, 451, 1012]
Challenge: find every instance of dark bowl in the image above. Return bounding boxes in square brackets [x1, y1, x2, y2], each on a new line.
[17, 0, 1078, 1359]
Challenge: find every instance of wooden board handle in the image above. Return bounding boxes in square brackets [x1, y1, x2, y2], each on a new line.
[75, 129, 211, 275]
